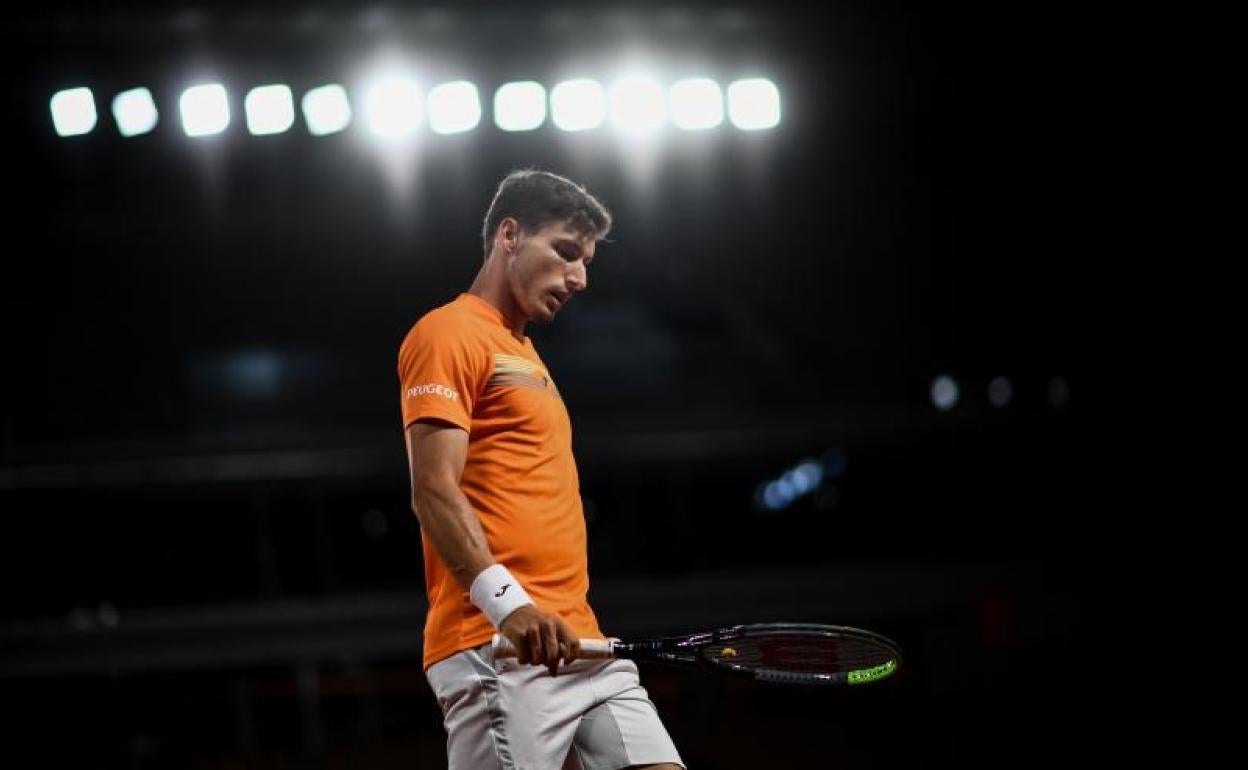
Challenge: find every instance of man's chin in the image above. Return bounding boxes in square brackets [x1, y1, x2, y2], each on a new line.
[530, 297, 561, 324]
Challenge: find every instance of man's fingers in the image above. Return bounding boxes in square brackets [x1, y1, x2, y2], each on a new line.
[536, 626, 550, 668]
[542, 621, 560, 676]
[499, 609, 580, 671]
[559, 625, 580, 663]
[525, 625, 543, 666]
[508, 631, 529, 665]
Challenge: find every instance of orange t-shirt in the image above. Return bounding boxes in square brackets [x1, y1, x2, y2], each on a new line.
[398, 292, 602, 668]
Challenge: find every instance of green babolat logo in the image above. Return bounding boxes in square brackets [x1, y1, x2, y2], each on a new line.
[848, 660, 897, 685]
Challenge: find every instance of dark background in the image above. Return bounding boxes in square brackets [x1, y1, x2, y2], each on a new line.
[2, 1, 1150, 767]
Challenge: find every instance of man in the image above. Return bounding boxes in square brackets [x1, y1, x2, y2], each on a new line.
[398, 169, 685, 770]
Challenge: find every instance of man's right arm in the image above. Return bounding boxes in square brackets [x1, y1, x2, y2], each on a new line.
[405, 420, 580, 674]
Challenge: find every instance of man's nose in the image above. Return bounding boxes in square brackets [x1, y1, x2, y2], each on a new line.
[567, 260, 588, 292]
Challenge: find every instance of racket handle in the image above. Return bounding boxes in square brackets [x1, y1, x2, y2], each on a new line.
[491, 634, 615, 660]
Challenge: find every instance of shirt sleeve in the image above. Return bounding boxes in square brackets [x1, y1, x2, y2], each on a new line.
[397, 314, 485, 432]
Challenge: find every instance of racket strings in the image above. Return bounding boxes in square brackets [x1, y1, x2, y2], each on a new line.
[705, 636, 895, 674]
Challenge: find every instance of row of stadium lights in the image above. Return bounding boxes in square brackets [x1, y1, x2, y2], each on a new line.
[929, 375, 1071, 411]
[49, 77, 781, 139]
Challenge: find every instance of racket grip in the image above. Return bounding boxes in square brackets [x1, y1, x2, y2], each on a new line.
[491, 634, 615, 659]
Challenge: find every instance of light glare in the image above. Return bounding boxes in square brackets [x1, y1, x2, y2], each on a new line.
[669, 78, 723, 130]
[179, 84, 231, 137]
[111, 88, 158, 137]
[301, 84, 352, 136]
[427, 81, 481, 134]
[550, 79, 606, 132]
[364, 76, 423, 138]
[609, 76, 666, 133]
[494, 81, 547, 132]
[244, 84, 295, 136]
[50, 87, 97, 137]
[727, 78, 781, 130]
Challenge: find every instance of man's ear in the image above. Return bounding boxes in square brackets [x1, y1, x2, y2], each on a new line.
[499, 218, 520, 254]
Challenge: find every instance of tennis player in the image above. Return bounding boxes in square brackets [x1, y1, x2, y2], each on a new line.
[398, 169, 685, 770]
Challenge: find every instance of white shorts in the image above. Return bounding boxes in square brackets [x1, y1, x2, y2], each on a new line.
[426, 641, 685, 770]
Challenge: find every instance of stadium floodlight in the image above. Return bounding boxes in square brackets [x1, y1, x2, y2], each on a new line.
[364, 76, 423, 138]
[669, 78, 723, 130]
[301, 84, 352, 136]
[550, 79, 606, 132]
[727, 78, 781, 130]
[428, 81, 481, 135]
[608, 76, 667, 134]
[111, 88, 158, 137]
[179, 84, 231, 137]
[50, 87, 97, 137]
[493, 81, 546, 132]
[244, 84, 295, 136]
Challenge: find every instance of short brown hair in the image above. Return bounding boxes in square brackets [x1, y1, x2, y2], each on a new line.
[482, 169, 612, 257]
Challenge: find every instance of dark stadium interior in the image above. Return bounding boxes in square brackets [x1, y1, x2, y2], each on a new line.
[2, 2, 1149, 767]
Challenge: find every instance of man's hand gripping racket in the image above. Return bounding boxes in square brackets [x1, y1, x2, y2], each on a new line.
[494, 622, 902, 686]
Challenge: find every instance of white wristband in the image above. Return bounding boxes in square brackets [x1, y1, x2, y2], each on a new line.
[469, 564, 533, 628]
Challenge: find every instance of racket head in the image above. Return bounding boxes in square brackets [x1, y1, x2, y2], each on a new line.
[689, 623, 902, 686]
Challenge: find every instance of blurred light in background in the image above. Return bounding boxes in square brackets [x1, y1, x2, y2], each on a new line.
[755, 452, 845, 513]
[669, 78, 724, 130]
[97, 602, 120, 629]
[111, 87, 158, 137]
[179, 84, 231, 137]
[931, 374, 960, 411]
[727, 78, 781, 130]
[194, 349, 285, 399]
[50, 87, 97, 137]
[1049, 376, 1071, 409]
[493, 81, 547, 132]
[221, 351, 282, 401]
[67, 607, 94, 631]
[608, 76, 667, 134]
[427, 80, 481, 135]
[244, 84, 295, 136]
[988, 376, 1013, 407]
[301, 84, 353, 136]
[550, 79, 606, 132]
[363, 76, 423, 138]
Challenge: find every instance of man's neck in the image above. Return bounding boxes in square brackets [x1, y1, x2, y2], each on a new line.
[468, 256, 527, 341]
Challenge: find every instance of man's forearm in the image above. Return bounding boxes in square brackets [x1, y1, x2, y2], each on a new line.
[412, 479, 537, 630]
[411, 479, 496, 592]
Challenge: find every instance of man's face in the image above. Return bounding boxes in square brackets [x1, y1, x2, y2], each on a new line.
[506, 220, 596, 325]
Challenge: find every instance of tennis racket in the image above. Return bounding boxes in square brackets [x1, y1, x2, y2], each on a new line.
[493, 622, 901, 686]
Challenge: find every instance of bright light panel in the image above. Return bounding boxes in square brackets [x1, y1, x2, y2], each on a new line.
[364, 76, 423, 138]
[301, 84, 352, 136]
[550, 79, 606, 132]
[493, 81, 546, 132]
[111, 88, 158, 137]
[428, 81, 481, 134]
[727, 78, 781, 130]
[50, 87, 97, 137]
[608, 76, 666, 133]
[669, 78, 723, 130]
[179, 84, 231, 137]
[244, 84, 295, 136]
